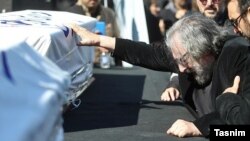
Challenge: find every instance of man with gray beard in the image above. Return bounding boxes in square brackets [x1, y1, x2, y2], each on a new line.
[161, 0, 232, 104]
[69, 12, 250, 137]
[160, 1, 232, 137]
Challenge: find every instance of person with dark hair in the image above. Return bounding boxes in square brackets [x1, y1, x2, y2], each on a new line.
[159, 0, 192, 36]
[68, 13, 250, 137]
[227, 0, 250, 39]
[143, 0, 164, 43]
[215, 0, 250, 126]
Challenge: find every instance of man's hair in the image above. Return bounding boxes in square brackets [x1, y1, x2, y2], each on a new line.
[165, 13, 229, 60]
[239, 0, 250, 13]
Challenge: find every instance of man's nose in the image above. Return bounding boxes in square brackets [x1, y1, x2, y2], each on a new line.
[178, 64, 187, 73]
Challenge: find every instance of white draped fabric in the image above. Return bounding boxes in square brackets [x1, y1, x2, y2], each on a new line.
[0, 10, 97, 141]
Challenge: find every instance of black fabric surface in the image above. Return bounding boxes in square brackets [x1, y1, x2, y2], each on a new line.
[63, 66, 207, 141]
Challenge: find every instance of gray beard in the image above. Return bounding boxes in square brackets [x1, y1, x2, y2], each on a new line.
[192, 61, 214, 85]
[194, 71, 212, 85]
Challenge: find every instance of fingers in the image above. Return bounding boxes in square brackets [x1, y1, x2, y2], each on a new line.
[161, 90, 170, 101]
[66, 23, 101, 46]
[169, 91, 175, 101]
[161, 87, 180, 101]
[67, 23, 89, 38]
[167, 119, 201, 138]
[167, 123, 178, 135]
[167, 119, 185, 138]
[174, 89, 180, 100]
[67, 23, 82, 33]
[232, 75, 240, 90]
[223, 75, 240, 94]
[169, 89, 180, 101]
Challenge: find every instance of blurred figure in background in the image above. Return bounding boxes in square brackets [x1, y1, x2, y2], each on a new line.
[196, 0, 228, 25]
[143, 0, 164, 43]
[67, 0, 122, 67]
[159, 0, 192, 36]
[55, 0, 77, 10]
[191, 0, 199, 12]
[173, 0, 192, 19]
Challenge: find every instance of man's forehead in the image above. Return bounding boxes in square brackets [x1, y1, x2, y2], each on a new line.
[171, 41, 187, 57]
[227, 0, 240, 19]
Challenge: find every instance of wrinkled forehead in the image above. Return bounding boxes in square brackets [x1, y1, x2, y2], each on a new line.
[169, 36, 187, 58]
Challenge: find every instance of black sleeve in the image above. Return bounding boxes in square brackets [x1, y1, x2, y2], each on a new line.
[215, 39, 250, 124]
[166, 74, 180, 90]
[193, 112, 225, 137]
[194, 36, 250, 137]
[112, 38, 178, 72]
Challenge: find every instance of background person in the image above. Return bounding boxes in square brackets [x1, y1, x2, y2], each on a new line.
[159, 0, 192, 35]
[143, 0, 164, 43]
[227, 0, 250, 38]
[67, 0, 122, 67]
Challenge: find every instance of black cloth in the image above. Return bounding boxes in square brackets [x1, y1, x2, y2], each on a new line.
[112, 36, 250, 136]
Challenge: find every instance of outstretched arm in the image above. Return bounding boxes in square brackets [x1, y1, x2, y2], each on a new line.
[69, 24, 178, 72]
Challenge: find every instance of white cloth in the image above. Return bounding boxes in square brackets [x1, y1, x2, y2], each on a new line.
[0, 41, 70, 141]
[0, 10, 97, 141]
[0, 10, 97, 103]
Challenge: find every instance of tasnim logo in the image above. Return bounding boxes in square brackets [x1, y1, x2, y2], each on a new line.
[210, 125, 250, 140]
[213, 128, 245, 136]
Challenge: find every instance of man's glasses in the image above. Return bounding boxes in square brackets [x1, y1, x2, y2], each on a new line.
[175, 52, 190, 66]
[230, 9, 248, 29]
[199, 0, 220, 6]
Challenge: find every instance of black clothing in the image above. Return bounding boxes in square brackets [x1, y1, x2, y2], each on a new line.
[112, 36, 250, 136]
[164, 9, 235, 126]
[113, 39, 175, 71]
[144, 5, 164, 43]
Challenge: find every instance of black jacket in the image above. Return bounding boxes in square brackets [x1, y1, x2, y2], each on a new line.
[112, 36, 250, 136]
